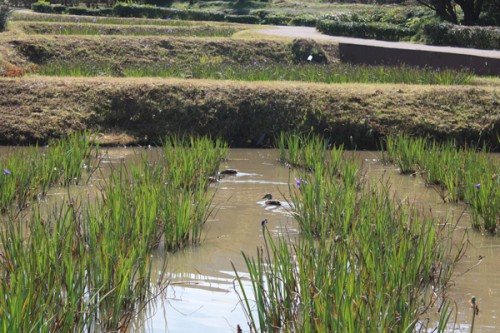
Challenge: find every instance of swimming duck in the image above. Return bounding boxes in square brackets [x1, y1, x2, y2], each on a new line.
[220, 169, 238, 175]
[262, 193, 281, 206]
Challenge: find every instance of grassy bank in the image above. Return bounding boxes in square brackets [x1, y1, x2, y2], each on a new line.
[0, 77, 498, 149]
[1, 34, 337, 75]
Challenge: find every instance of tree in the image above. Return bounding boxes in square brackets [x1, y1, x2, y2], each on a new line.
[0, 0, 14, 32]
[417, 0, 487, 25]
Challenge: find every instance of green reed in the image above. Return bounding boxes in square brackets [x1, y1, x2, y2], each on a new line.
[37, 61, 472, 85]
[0, 135, 228, 332]
[383, 135, 499, 233]
[277, 132, 340, 172]
[234, 134, 459, 331]
[0, 131, 97, 212]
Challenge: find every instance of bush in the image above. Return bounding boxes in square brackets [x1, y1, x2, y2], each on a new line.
[184, 9, 225, 22]
[224, 14, 260, 24]
[32, 1, 64, 13]
[262, 15, 291, 26]
[289, 16, 317, 27]
[113, 2, 166, 18]
[423, 23, 500, 50]
[290, 38, 328, 63]
[61, 7, 112, 16]
[112, 2, 225, 21]
[317, 19, 415, 41]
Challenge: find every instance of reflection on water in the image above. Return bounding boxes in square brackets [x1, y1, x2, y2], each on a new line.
[1, 147, 498, 332]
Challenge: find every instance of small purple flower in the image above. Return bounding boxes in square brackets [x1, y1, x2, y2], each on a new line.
[92, 18, 98, 23]
[82, 135, 86, 141]
[295, 177, 308, 189]
[167, 29, 173, 33]
[253, 61, 258, 66]
[164, 16, 171, 20]
[3, 169, 12, 175]
[59, 25, 65, 29]
[475, 183, 481, 189]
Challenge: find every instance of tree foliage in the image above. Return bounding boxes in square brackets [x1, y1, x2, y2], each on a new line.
[0, 0, 14, 32]
[416, 0, 497, 25]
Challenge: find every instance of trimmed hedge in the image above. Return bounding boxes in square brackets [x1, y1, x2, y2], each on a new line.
[289, 16, 317, 27]
[317, 19, 415, 41]
[31, 2, 66, 14]
[424, 23, 500, 50]
[66, 7, 113, 16]
[112, 3, 225, 21]
[224, 14, 260, 24]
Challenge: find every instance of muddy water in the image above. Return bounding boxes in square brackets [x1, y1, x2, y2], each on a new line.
[124, 148, 498, 333]
[1, 147, 498, 332]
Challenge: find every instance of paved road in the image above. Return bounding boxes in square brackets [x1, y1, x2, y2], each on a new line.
[256, 26, 500, 59]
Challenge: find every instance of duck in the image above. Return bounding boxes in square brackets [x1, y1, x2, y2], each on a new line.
[262, 193, 281, 206]
[220, 169, 238, 175]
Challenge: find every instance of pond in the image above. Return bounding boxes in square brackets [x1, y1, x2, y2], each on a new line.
[1, 146, 498, 332]
[114, 148, 498, 333]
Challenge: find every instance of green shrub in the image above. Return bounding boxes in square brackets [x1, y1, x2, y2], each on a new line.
[423, 23, 500, 50]
[113, 2, 168, 18]
[66, 7, 113, 16]
[224, 14, 260, 24]
[32, 1, 66, 13]
[317, 19, 415, 41]
[290, 38, 328, 63]
[112, 2, 225, 21]
[185, 9, 225, 21]
[289, 16, 317, 27]
[262, 14, 291, 26]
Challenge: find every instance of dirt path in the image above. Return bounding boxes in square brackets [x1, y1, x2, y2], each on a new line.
[255, 25, 500, 59]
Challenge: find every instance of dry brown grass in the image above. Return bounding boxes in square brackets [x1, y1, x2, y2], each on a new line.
[1, 76, 498, 149]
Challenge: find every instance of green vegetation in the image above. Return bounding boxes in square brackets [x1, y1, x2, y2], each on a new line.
[37, 60, 472, 85]
[383, 135, 500, 233]
[0, 134, 228, 331]
[26, 0, 500, 49]
[0, 0, 13, 32]
[19, 21, 242, 37]
[0, 132, 96, 212]
[234, 133, 461, 331]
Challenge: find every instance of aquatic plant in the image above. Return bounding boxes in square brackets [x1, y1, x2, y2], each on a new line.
[0, 134, 229, 332]
[234, 164, 459, 332]
[383, 135, 499, 233]
[0, 131, 97, 212]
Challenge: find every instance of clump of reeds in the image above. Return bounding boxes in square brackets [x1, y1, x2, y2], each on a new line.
[234, 133, 460, 332]
[0, 131, 97, 212]
[383, 135, 499, 233]
[0, 134, 228, 331]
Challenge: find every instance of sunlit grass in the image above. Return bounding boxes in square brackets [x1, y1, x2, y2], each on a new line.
[19, 21, 241, 37]
[37, 60, 473, 85]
